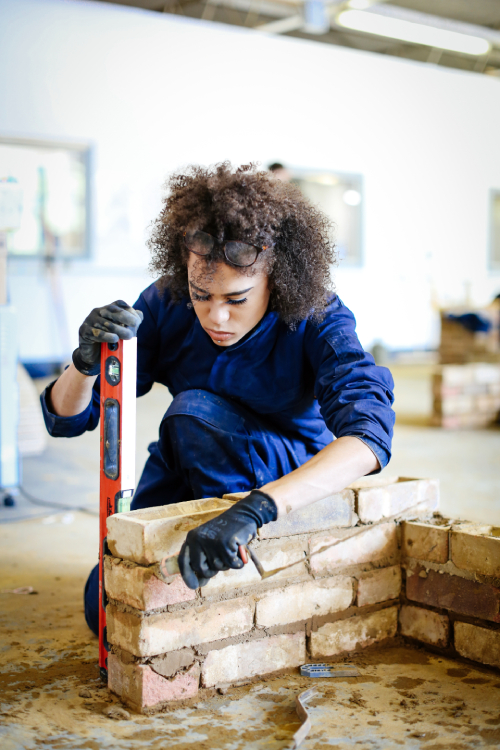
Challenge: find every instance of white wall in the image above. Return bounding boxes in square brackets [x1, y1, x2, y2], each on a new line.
[1, 0, 500, 361]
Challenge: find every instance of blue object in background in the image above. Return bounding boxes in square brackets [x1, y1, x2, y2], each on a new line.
[446, 312, 492, 334]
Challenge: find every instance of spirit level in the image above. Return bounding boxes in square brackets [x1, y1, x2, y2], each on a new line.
[98, 337, 137, 680]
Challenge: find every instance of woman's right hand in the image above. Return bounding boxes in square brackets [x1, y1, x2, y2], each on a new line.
[72, 300, 144, 376]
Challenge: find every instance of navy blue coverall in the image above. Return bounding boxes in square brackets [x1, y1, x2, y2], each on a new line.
[41, 283, 395, 635]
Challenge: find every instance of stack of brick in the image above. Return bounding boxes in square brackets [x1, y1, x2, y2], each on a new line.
[440, 310, 500, 365]
[400, 519, 500, 670]
[432, 363, 500, 428]
[103, 477, 438, 713]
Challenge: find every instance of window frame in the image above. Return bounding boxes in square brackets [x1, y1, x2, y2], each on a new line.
[489, 188, 500, 273]
[0, 134, 92, 260]
[290, 166, 364, 269]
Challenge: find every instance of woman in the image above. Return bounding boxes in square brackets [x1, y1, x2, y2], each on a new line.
[41, 163, 395, 633]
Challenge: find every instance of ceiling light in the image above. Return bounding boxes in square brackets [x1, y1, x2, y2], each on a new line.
[337, 10, 491, 56]
[343, 189, 361, 206]
[348, 0, 372, 10]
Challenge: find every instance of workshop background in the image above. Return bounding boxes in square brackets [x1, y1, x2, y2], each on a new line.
[0, 0, 500, 748]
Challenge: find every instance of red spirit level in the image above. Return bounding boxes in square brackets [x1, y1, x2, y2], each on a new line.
[98, 338, 137, 680]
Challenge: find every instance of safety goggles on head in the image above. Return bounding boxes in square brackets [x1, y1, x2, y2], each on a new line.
[183, 229, 271, 268]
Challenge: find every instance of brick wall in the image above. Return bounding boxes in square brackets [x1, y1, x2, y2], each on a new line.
[432, 363, 500, 428]
[104, 478, 500, 713]
[104, 477, 438, 713]
[400, 519, 500, 667]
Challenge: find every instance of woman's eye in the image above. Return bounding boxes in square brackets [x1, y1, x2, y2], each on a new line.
[192, 292, 210, 302]
[227, 298, 247, 306]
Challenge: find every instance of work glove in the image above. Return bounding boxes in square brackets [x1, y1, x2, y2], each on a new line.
[178, 490, 278, 590]
[72, 300, 143, 376]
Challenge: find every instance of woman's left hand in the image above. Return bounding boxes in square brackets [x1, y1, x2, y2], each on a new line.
[177, 490, 277, 589]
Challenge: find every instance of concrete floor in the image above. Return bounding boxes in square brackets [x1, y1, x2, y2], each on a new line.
[1, 370, 500, 748]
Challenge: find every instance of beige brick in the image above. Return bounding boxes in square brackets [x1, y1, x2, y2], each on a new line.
[399, 605, 449, 647]
[348, 475, 399, 490]
[106, 497, 233, 565]
[201, 538, 308, 596]
[441, 365, 475, 387]
[309, 606, 398, 657]
[201, 559, 262, 596]
[357, 566, 401, 607]
[104, 556, 195, 611]
[310, 523, 398, 577]
[108, 654, 199, 710]
[441, 394, 474, 416]
[258, 490, 356, 538]
[256, 577, 353, 628]
[107, 598, 254, 657]
[401, 521, 450, 564]
[454, 621, 500, 669]
[473, 363, 500, 385]
[356, 478, 439, 524]
[201, 631, 306, 687]
[450, 524, 500, 577]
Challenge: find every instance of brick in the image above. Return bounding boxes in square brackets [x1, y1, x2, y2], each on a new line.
[256, 577, 353, 628]
[106, 497, 233, 565]
[401, 521, 450, 564]
[348, 475, 399, 490]
[310, 522, 398, 577]
[450, 525, 500, 578]
[309, 606, 398, 657]
[441, 395, 474, 416]
[406, 565, 500, 622]
[201, 631, 306, 687]
[104, 556, 195, 611]
[441, 365, 475, 387]
[356, 478, 439, 524]
[258, 490, 356, 539]
[399, 605, 449, 647]
[473, 364, 500, 385]
[454, 621, 500, 669]
[201, 538, 308, 596]
[201, 559, 262, 596]
[107, 598, 254, 657]
[108, 653, 199, 710]
[357, 566, 401, 607]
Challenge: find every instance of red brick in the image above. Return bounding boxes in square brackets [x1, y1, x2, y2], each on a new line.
[406, 565, 500, 622]
[108, 654, 199, 711]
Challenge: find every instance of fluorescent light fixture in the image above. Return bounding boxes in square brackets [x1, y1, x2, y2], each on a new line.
[348, 0, 371, 9]
[337, 10, 491, 56]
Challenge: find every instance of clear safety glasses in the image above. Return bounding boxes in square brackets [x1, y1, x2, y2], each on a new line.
[184, 229, 270, 268]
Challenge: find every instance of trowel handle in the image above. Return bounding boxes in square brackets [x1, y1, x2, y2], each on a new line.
[158, 544, 252, 581]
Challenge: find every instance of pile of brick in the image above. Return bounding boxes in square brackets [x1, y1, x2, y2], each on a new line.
[400, 519, 500, 667]
[440, 310, 500, 365]
[432, 363, 500, 428]
[103, 477, 439, 713]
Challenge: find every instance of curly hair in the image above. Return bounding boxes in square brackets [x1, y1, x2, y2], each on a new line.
[148, 162, 337, 325]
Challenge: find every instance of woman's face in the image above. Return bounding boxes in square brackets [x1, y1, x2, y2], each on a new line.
[187, 254, 271, 346]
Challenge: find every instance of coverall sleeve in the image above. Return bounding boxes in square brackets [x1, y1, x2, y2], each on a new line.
[40, 288, 160, 438]
[304, 297, 395, 469]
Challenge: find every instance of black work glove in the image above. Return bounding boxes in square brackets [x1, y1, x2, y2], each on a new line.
[72, 300, 143, 376]
[178, 490, 278, 590]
